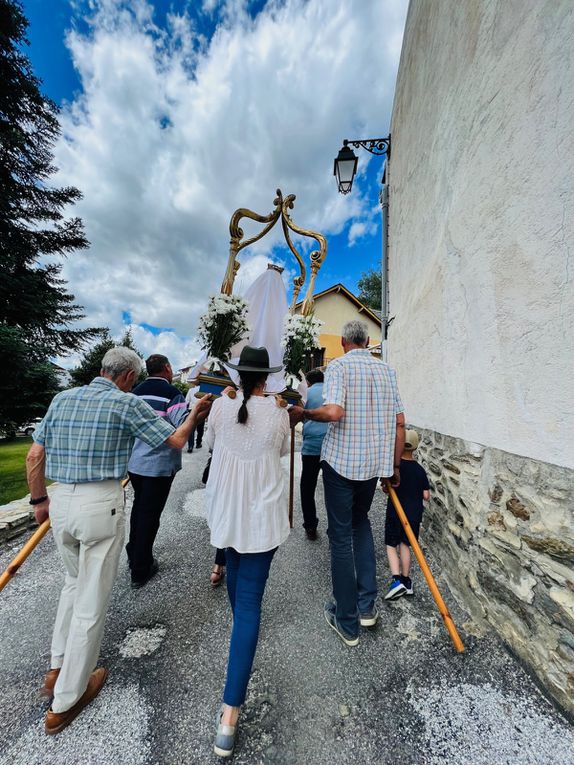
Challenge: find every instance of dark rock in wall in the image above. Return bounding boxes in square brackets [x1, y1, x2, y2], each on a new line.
[523, 537, 574, 565]
[506, 496, 531, 520]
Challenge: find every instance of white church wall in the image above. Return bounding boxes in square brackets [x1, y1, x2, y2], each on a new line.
[388, 0, 574, 470]
[388, 0, 574, 714]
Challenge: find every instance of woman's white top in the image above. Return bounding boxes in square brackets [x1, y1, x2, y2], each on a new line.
[204, 394, 291, 553]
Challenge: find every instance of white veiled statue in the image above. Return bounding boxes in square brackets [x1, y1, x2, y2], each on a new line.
[225, 265, 289, 394]
[189, 264, 307, 400]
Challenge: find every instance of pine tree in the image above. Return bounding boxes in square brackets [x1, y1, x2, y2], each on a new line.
[0, 0, 101, 431]
[70, 329, 146, 387]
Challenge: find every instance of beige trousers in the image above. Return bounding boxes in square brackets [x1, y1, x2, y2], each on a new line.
[49, 480, 125, 713]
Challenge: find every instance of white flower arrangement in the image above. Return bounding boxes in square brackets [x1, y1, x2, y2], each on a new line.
[281, 313, 324, 382]
[197, 293, 250, 365]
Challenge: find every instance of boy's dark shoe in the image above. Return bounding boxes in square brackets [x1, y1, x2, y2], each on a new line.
[45, 667, 108, 735]
[131, 559, 159, 589]
[401, 576, 414, 596]
[305, 528, 318, 541]
[384, 577, 407, 601]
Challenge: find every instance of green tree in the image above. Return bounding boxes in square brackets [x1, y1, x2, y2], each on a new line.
[69, 329, 146, 387]
[0, 0, 101, 431]
[0, 326, 60, 435]
[357, 268, 382, 311]
[172, 380, 189, 397]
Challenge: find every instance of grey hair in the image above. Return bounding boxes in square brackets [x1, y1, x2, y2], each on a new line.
[101, 347, 143, 380]
[342, 320, 369, 347]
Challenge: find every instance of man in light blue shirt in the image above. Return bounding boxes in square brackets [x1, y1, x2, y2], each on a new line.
[300, 368, 328, 540]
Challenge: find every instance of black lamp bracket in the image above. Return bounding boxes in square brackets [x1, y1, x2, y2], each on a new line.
[344, 136, 391, 158]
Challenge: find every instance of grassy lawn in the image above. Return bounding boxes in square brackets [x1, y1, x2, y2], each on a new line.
[0, 437, 35, 505]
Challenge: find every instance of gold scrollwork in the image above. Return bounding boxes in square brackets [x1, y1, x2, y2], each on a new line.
[220, 189, 327, 315]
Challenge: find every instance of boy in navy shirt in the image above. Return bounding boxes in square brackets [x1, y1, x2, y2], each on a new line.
[384, 429, 430, 600]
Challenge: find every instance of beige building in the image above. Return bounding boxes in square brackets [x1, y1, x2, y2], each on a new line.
[295, 283, 381, 365]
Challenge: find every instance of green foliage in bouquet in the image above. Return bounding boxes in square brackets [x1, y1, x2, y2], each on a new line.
[281, 313, 324, 381]
[197, 294, 250, 363]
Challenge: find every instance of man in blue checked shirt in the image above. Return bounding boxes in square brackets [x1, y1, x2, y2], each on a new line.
[291, 320, 405, 648]
[26, 347, 212, 736]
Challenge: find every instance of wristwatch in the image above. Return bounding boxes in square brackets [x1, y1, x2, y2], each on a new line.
[29, 495, 48, 505]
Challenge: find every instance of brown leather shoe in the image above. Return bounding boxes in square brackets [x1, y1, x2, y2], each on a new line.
[40, 668, 61, 698]
[45, 667, 108, 735]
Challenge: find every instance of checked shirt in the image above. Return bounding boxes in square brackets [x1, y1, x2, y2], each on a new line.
[321, 349, 404, 481]
[33, 377, 174, 483]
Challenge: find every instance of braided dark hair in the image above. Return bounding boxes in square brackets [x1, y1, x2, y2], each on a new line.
[237, 371, 268, 424]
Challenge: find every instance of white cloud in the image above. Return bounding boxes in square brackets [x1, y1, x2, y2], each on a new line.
[201, 0, 220, 13]
[53, 0, 408, 369]
[127, 324, 203, 371]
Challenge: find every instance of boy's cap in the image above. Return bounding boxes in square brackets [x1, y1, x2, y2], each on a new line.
[404, 429, 419, 451]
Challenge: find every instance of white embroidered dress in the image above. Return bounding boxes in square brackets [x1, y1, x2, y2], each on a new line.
[205, 394, 291, 553]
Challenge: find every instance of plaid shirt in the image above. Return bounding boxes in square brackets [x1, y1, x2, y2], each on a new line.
[320, 350, 404, 480]
[33, 377, 174, 483]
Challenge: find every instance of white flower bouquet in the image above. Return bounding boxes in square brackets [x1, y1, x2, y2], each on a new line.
[281, 313, 324, 383]
[197, 293, 250, 368]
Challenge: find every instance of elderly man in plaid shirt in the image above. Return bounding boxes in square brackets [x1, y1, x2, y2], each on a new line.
[291, 320, 405, 646]
[26, 347, 212, 735]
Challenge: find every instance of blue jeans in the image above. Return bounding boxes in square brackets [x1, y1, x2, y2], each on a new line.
[322, 461, 378, 638]
[223, 547, 277, 706]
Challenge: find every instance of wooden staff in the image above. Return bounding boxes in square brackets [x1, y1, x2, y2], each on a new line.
[0, 519, 51, 593]
[288, 426, 295, 528]
[0, 476, 132, 595]
[385, 480, 465, 653]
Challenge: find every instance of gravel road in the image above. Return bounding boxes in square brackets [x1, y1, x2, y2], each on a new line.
[1, 446, 573, 764]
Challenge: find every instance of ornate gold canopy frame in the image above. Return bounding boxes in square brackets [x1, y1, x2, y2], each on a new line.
[220, 189, 327, 315]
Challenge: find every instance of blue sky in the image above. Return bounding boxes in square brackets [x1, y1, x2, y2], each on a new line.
[22, 0, 407, 366]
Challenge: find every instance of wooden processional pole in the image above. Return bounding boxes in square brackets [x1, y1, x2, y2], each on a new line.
[289, 427, 295, 528]
[0, 520, 51, 593]
[0, 477, 132, 595]
[385, 480, 465, 653]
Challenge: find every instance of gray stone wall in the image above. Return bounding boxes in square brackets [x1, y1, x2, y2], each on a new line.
[414, 426, 574, 714]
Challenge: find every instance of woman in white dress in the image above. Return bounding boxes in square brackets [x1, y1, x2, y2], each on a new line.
[205, 346, 290, 758]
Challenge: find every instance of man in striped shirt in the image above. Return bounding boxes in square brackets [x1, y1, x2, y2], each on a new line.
[291, 321, 405, 647]
[26, 347, 212, 735]
[127, 354, 189, 587]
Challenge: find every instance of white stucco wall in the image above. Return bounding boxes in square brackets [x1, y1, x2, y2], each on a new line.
[388, 0, 574, 469]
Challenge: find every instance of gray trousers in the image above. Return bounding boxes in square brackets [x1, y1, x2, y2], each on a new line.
[49, 480, 125, 713]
